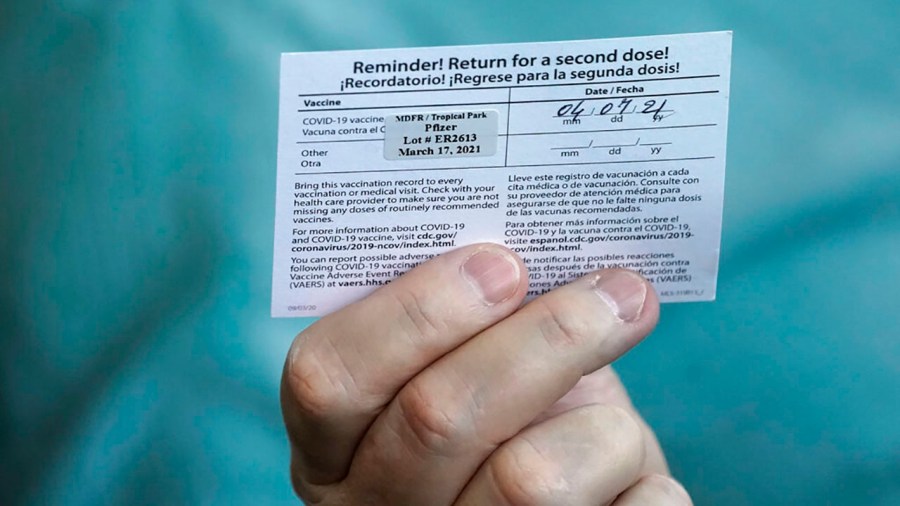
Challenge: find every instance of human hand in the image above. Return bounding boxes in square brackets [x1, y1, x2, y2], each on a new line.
[281, 243, 692, 505]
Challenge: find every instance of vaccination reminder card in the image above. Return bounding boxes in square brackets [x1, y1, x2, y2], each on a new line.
[272, 31, 732, 317]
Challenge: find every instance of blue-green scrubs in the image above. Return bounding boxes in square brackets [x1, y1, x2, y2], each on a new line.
[2, 1, 898, 504]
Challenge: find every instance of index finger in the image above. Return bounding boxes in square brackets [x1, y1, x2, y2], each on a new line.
[281, 243, 527, 488]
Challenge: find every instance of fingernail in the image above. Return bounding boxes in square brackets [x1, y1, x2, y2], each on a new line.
[461, 250, 520, 305]
[592, 270, 647, 322]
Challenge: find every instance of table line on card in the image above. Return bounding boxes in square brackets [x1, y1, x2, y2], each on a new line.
[295, 74, 721, 98]
[293, 123, 718, 144]
[504, 86, 512, 167]
[296, 90, 719, 113]
[293, 156, 716, 176]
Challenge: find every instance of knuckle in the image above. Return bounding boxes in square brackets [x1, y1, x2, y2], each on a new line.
[489, 440, 564, 506]
[595, 404, 646, 469]
[287, 345, 352, 420]
[290, 472, 307, 502]
[391, 289, 447, 345]
[638, 474, 693, 505]
[532, 296, 594, 351]
[396, 377, 471, 455]
[289, 462, 320, 504]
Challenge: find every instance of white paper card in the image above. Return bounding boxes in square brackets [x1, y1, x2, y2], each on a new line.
[273, 31, 732, 317]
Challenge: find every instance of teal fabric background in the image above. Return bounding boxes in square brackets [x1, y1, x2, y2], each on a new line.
[2, 1, 898, 504]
